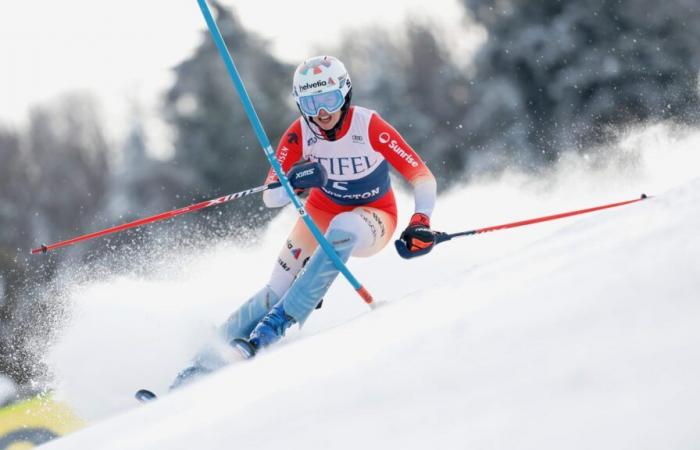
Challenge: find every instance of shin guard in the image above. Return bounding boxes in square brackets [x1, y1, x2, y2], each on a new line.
[220, 285, 280, 342]
[282, 229, 357, 325]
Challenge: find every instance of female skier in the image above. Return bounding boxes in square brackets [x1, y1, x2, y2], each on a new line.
[171, 55, 437, 388]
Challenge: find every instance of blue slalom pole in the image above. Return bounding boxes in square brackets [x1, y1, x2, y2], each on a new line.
[196, 0, 374, 305]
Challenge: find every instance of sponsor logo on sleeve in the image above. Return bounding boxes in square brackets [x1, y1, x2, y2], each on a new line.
[377, 132, 418, 167]
[277, 146, 290, 165]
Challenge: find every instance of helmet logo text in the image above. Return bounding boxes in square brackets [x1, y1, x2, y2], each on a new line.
[299, 80, 328, 92]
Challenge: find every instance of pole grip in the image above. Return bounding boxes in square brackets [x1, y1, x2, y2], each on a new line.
[394, 231, 450, 259]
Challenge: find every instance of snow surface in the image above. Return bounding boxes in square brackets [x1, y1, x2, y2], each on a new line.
[43, 124, 700, 449]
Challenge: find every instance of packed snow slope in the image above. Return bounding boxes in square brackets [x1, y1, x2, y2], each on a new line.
[44, 125, 700, 449]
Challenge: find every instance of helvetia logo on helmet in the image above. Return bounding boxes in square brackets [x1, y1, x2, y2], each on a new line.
[299, 80, 327, 92]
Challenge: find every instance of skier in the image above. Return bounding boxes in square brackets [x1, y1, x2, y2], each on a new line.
[171, 55, 437, 389]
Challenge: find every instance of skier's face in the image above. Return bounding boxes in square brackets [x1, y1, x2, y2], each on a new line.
[313, 108, 342, 130]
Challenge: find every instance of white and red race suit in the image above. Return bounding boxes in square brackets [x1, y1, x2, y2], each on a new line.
[262, 105, 437, 297]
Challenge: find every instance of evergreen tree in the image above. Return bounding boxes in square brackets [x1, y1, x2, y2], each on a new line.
[330, 22, 471, 185]
[164, 1, 295, 222]
[0, 94, 113, 385]
[460, 0, 700, 169]
[105, 116, 197, 223]
[25, 94, 111, 246]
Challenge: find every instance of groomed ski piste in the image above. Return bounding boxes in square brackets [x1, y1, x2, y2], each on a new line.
[43, 124, 700, 449]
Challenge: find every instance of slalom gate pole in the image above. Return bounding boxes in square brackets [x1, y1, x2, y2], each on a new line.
[195, 0, 374, 305]
[30, 182, 281, 255]
[396, 194, 651, 259]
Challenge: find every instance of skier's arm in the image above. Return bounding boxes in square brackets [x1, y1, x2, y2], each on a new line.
[263, 120, 304, 208]
[368, 114, 437, 217]
[369, 113, 437, 253]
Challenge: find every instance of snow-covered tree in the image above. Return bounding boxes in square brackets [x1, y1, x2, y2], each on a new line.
[460, 0, 700, 170]
[0, 94, 113, 385]
[164, 1, 295, 225]
[329, 22, 472, 185]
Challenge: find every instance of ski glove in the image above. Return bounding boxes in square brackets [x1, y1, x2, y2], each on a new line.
[400, 213, 435, 253]
[287, 161, 328, 192]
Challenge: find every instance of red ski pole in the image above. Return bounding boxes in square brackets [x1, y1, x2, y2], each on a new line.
[396, 193, 651, 259]
[31, 181, 281, 255]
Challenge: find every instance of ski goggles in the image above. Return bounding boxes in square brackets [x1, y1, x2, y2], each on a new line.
[297, 90, 345, 116]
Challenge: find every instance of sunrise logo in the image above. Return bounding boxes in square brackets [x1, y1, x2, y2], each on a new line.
[299, 58, 333, 76]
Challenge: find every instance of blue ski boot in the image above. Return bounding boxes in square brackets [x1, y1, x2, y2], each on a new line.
[246, 301, 296, 353]
[234, 228, 357, 358]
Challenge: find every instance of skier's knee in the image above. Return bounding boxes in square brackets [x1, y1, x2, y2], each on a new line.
[327, 212, 374, 255]
[324, 227, 358, 255]
[328, 212, 364, 236]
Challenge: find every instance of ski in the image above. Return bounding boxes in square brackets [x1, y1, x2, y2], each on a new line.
[231, 338, 257, 360]
[135, 389, 158, 403]
[134, 342, 253, 404]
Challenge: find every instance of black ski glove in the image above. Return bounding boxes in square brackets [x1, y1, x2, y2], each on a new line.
[400, 213, 435, 253]
[287, 161, 328, 193]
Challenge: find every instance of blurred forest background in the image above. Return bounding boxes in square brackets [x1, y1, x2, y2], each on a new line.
[1, 0, 699, 395]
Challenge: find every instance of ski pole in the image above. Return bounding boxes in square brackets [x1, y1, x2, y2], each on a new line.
[396, 194, 650, 259]
[31, 181, 281, 255]
[196, 0, 374, 305]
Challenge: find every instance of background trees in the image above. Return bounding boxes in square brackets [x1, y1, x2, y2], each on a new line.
[459, 0, 700, 169]
[164, 3, 295, 229]
[1, 0, 699, 390]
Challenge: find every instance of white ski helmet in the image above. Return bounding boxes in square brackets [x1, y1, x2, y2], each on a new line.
[293, 56, 352, 118]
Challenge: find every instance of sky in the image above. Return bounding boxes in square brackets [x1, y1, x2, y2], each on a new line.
[0, 0, 468, 140]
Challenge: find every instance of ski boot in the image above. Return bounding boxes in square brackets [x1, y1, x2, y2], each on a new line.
[232, 301, 296, 359]
[233, 228, 357, 359]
